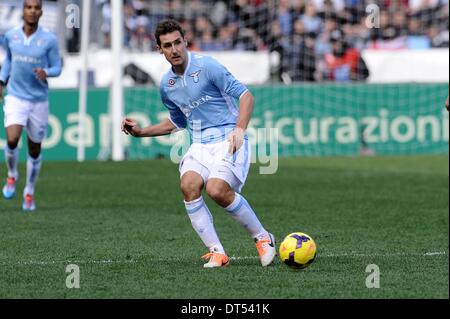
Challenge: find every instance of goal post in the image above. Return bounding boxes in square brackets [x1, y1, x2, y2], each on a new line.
[111, 0, 125, 161]
[77, 0, 90, 162]
[77, 0, 125, 162]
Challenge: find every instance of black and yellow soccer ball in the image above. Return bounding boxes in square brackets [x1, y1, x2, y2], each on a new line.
[279, 232, 317, 269]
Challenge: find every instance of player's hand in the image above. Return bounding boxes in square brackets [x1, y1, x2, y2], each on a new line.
[446, 96, 449, 111]
[228, 127, 245, 154]
[33, 68, 47, 81]
[122, 118, 142, 137]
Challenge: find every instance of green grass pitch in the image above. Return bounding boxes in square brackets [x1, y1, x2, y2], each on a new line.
[0, 155, 448, 298]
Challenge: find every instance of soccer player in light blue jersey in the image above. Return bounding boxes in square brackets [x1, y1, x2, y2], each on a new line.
[0, 0, 62, 211]
[122, 20, 276, 268]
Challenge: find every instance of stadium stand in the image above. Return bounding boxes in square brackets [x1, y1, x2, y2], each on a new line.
[89, 0, 449, 82]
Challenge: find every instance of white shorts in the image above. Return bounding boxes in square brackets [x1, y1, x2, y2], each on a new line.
[179, 138, 251, 193]
[3, 95, 49, 143]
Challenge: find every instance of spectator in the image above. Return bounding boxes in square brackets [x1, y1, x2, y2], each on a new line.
[282, 19, 317, 82]
[315, 14, 337, 56]
[129, 14, 151, 52]
[267, 20, 286, 81]
[277, 0, 294, 37]
[194, 15, 213, 39]
[291, 0, 306, 18]
[216, 25, 235, 51]
[408, 15, 425, 36]
[98, 0, 112, 48]
[322, 30, 369, 81]
[313, 0, 345, 13]
[427, 24, 449, 47]
[392, 11, 409, 38]
[301, 31, 318, 81]
[301, 4, 322, 33]
[182, 23, 200, 51]
[282, 19, 305, 82]
[229, 0, 258, 30]
[234, 28, 262, 51]
[124, 2, 137, 47]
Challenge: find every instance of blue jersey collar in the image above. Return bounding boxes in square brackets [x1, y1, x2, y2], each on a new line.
[20, 24, 41, 46]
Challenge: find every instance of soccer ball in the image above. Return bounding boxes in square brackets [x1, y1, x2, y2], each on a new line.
[279, 232, 317, 269]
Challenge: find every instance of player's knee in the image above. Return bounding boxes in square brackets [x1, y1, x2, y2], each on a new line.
[206, 180, 231, 204]
[6, 139, 19, 150]
[28, 144, 41, 159]
[29, 150, 41, 159]
[180, 179, 202, 201]
[205, 184, 221, 201]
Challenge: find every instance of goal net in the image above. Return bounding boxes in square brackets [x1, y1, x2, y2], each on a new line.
[98, 0, 449, 160]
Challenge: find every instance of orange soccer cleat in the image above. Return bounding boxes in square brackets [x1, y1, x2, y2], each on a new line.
[22, 194, 36, 212]
[2, 177, 16, 199]
[201, 252, 230, 268]
[255, 232, 276, 267]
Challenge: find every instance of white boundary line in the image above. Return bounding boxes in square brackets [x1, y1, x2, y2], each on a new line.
[13, 260, 137, 266]
[315, 251, 448, 258]
[231, 251, 448, 259]
[1, 251, 446, 266]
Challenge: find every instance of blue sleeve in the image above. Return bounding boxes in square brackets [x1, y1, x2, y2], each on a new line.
[44, 37, 62, 77]
[0, 36, 12, 83]
[207, 58, 247, 99]
[160, 87, 187, 129]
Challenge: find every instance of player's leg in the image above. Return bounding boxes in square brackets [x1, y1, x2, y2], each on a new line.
[180, 162, 228, 268]
[206, 174, 276, 266]
[22, 137, 42, 211]
[3, 125, 23, 199]
[207, 138, 276, 266]
[2, 96, 29, 200]
[22, 100, 48, 211]
[206, 176, 270, 240]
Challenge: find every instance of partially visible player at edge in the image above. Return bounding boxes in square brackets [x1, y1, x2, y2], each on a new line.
[122, 19, 276, 268]
[0, 0, 62, 211]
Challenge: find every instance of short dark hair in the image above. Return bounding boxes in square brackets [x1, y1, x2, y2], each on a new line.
[155, 19, 185, 47]
[23, 0, 42, 9]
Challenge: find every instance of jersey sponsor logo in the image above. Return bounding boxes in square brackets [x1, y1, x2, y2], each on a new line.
[179, 95, 213, 117]
[189, 70, 201, 83]
[190, 95, 212, 108]
[12, 54, 41, 64]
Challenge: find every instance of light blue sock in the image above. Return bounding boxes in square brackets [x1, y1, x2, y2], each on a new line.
[5, 145, 19, 180]
[24, 155, 42, 196]
[185, 196, 225, 253]
[225, 193, 267, 239]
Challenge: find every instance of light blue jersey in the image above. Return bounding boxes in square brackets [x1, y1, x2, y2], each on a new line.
[0, 25, 62, 102]
[160, 52, 248, 144]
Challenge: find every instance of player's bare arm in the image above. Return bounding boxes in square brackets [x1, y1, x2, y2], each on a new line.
[445, 96, 449, 111]
[228, 90, 254, 154]
[122, 117, 178, 137]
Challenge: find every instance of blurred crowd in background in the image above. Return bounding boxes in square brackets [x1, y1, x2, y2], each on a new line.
[92, 0, 449, 82]
[0, 0, 448, 83]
